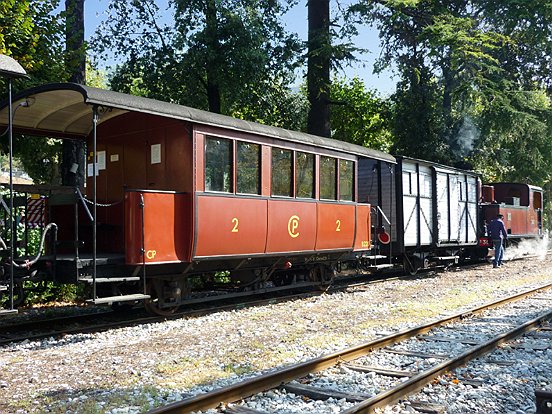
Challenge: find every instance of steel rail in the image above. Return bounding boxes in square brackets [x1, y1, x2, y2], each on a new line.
[147, 281, 552, 414]
[342, 307, 552, 413]
[0, 277, 378, 346]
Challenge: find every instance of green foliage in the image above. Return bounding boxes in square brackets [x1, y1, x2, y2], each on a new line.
[330, 77, 393, 151]
[348, 0, 552, 182]
[93, 0, 303, 127]
[230, 80, 308, 131]
[22, 281, 82, 306]
[14, 137, 62, 184]
[0, 0, 67, 184]
[0, 0, 66, 85]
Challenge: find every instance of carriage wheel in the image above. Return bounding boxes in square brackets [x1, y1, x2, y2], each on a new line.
[309, 264, 335, 290]
[403, 255, 420, 276]
[143, 282, 180, 316]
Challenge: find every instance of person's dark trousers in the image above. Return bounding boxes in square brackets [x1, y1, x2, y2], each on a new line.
[492, 239, 504, 267]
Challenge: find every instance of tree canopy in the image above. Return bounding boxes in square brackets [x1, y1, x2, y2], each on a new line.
[93, 0, 302, 120]
[0, 0, 551, 215]
[348, 0, 552, 185]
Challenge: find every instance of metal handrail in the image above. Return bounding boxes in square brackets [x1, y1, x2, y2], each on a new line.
[377, 205, 391, 225]
[75, 187, 94, 223]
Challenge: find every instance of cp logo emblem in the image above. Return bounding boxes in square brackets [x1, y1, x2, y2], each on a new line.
[288, 215, 300, 238]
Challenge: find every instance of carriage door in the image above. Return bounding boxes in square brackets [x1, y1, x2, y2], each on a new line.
[436, 171, 459, 244]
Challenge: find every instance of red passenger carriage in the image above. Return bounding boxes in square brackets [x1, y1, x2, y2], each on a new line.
[0, 83, 393, 314]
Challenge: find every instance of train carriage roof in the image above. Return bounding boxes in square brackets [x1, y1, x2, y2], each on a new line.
[0, 82, 395, 163]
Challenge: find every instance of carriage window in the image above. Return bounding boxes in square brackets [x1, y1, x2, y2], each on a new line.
[237, 142, 260, 195]
[296, 152, 314, 198]
[205, 136, 232, 192]
[534, 192, 542, 209]
[272, 148, 292, 197]
[339, 159, 354, 201]
[320, 156, 337, 200]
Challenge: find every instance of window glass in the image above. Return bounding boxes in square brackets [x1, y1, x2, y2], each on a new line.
[205, 136, 232, 192]
[320, 156, 337, 200]
[534, 192, 542, 209]
[237, 142, 260, 195]
[339, 159, 354, 201]
[296, 152, 314, 198]
[272, 148, 292, 196]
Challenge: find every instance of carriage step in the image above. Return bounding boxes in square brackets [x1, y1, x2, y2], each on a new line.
[0, 285, 8, 292]
[80, 277, 141, 284]
[363, 255, 387, 259]
[367, 264, 394, 270]
[86, 294, 150, 305]
[432, 255, 459, 262]
[0, 309, 18, 316]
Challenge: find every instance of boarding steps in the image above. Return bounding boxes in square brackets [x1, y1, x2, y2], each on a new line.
[362, 254, 394, 271]
[86, 294, 150, 305]
[80, 276, 150, 305]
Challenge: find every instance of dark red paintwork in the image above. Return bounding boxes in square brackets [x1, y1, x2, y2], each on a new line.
[125, 191, 192, 265]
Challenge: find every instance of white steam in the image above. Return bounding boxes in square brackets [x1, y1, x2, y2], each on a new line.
[453, 116, 480, 157]
[504, 234, 550, 261]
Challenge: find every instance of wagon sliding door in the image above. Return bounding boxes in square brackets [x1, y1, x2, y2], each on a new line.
[401, 162, 433, 247]
[435, 169, 478, 245]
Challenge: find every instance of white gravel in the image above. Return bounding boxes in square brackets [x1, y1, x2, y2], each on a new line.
[0, 254, 550, 413]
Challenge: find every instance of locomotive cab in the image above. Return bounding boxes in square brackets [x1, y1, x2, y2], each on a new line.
[480, 183, 544, 242]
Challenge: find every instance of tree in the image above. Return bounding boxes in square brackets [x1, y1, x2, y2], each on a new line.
[0, 0, 66, 184]
[349, 0, 552, 170]
[330, 77, 392, 151]
[93, 0, 302, 121]
[61, 0, 86, 187]
[307, 0, 331, 137]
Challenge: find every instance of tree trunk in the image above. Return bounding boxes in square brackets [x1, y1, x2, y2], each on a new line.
[62, 0, 86, 187]
[307, 0, 331, 138]
[205, 0, 222, 113]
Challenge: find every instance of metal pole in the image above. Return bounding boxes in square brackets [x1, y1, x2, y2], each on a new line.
[92, 105, 98, 300]
[7, 78, 14, 310]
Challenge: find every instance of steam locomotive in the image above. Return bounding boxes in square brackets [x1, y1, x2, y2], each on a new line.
[0, 83, 544, 315]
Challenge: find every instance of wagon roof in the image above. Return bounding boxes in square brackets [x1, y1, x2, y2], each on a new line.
[397, 155, 480, 176]
[0, 82, 395, 163]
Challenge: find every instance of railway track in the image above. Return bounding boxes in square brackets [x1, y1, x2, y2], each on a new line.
[146, 282, 552, 414]
[0, 253, 545, 346]
[0, 271, 394, 345]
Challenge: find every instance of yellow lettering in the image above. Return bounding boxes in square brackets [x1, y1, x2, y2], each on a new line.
[231, 217, 239, 233]
[146, 250, 157, 259]
[336, 219, 341, 232]
[288, 215, 300, 238]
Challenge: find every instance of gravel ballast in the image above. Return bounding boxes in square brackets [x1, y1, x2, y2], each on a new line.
[0, 253, 551, 413]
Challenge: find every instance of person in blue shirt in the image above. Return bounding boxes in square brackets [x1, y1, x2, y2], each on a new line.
[488, 214, 508, 268]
